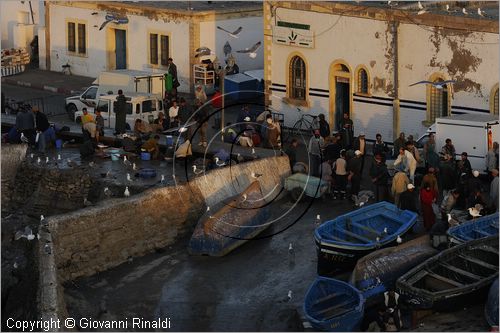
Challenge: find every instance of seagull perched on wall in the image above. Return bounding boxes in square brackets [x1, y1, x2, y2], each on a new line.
[236, 41, 261, 59]
[447, 213, 460, 226]
[99, 13, 129, 31]
[37, 157, 41, 165]
[124, 186, 130, 197]
[251, 172, 263, 179]
[396, 235, 403, 244]
[416, 1, 427, 15]
[409, 80, 456, 89]
[241, 193, 247, 203]
[217, 26, 243, 38]
[123, 155, 131, 166]
[40, 215, 48, 228]
[477, 7, 487, 17]
[316, 214, 321, 227]
[214, 157, 226, 167]
[104, 187, 112, 198]
[192, 165, 204, 176]
[444, 4, 457, 13]
[132, 162, 137, 171]
[195, 47, 215, 58]
[462, 7, 469, 15]
[15, 226, 35, 241]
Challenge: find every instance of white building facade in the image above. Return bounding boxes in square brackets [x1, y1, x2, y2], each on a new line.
[264, 2, 499, 141]
[38, 1, 263, 93]
[1, 1, 43, 51]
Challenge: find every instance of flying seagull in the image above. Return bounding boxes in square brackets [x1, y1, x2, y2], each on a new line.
[236, 41, 262, 59]
[409, 80, 456, 89]
[99, 13, 129, 31]
[217, 26, 243, 38]
[223, 41, 232, 57]
[195, 46, 215, 58]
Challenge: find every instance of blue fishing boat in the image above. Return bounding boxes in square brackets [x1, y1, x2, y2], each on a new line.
[396, 236, 499, 311]
[304, 277, 364, 332]
[315, 201, 417, 275]
[485, 278, 499, 328]
[350, 236, 438, 307]
[447, 212, 499, 244]
[188, 181, 270, 256]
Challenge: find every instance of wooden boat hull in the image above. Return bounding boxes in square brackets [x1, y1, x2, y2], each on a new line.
[315, 202, 417, 276]
[350, 236, 438, 307]
[447, 212, 499, 244]
[304, 277, 364, 332]
[396, 236, 499, 311]
[188, 181, 270, 257]
[485, 278, 499, 327]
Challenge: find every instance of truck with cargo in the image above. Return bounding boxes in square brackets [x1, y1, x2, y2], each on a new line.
[415, 114, 499, 173]
[65, 70, 165, 119]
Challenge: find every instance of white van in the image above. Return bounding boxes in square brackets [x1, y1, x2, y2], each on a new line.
[66, 70, 165, 118]
[415, 114, 499, 173]
[74, 93, 164, 130]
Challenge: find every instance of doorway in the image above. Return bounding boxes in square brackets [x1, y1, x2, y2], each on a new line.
[335, 77, 350, 130]
[115, 29, 126, 69]
[329, 62, 352, 131]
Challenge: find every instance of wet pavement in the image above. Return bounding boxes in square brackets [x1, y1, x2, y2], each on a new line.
[64, 196, 355, 332]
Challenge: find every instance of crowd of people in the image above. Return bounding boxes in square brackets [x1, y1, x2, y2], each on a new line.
[4, 104, 60, 153]
[283, 112, 499, 235]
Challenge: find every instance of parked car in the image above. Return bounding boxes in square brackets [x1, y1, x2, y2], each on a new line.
[74, 93, 164, 130]
[65, 69, 165, 120]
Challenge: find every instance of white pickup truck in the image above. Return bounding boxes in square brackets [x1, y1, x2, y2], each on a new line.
[65, 69, 165, 119]
[74, 93, 164, 130]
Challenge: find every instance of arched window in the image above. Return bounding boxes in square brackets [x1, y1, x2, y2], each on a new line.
[289, 56, 306, 100]
[428, 78, 449, 123]
[357, 68, 368, 94]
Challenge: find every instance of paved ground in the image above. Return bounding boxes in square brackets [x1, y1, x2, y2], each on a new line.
[64, 197, 353, 332]
[1, 69, 94, 95]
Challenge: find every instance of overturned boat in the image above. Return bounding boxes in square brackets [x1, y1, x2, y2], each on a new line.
[396, 235, 499, 310]
[350, 235, 438, 307]
[304, 277, 364, 332]
[188, 181, 270, 257]
[447, 212, 499, 244]
[315, 201, 417, 275]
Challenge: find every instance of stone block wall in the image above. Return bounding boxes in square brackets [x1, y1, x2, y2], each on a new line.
[7, 162, 93, 217]
[48, 155, 290, 282]
[1, 145, 27, 212]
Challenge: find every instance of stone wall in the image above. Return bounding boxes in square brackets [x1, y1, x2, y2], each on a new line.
[38, 228, 69, 332]
[1, 145, 27, 212]
[48, 155, 290, 282]
[6, 162, 93, 217]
